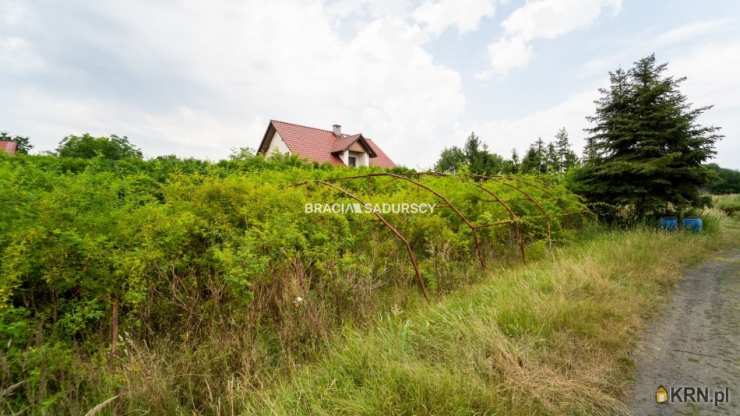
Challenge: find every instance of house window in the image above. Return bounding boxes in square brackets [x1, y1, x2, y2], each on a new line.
[348, 156, 357, 167]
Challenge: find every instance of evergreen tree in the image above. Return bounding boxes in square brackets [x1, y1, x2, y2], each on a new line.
[511, 148, 520, 173]
[582, 136, 599, 164]
[572, 54, 722, 219]
[545, 142, 559, 173]
[521, 138, 547, 173]
[520, 146, 537, 173]
[554, 128, 578, 172]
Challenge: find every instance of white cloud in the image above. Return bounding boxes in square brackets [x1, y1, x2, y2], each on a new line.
[0, 0, 25, 25]
[473, 88, 600, 157]
[502, 0, 621, 40]
[579, 18, 734, 80]
[413, 0, 496, 35]
[481, 36, 533, 78]
[654, 18, 731, 47]
[671, 41, 740, 168]
[487, 0, 622, 75]
[476, 39, 740, 169]
[0, 0, 465, 166]
[0, 36, 45, 73]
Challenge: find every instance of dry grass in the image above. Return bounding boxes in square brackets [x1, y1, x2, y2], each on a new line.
[242, 221, 740, 415]
[713, 194, 740, 216]
[23, 221, 738, 415]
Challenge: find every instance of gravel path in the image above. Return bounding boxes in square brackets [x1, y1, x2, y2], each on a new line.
[629, 249, 740, 415]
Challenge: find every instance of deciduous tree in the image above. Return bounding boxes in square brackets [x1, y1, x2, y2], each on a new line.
[57, 134, 143, 160]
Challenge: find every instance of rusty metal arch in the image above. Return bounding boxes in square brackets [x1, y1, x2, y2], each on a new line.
[413, 171, 553, 250]
[411, 171, 527, 262]
[298, 179, 430, 302]
[495, 179, 554, 247]
[445, 172, 554, 247]
[473, 182, 527, 262]
[292, 171, 590, 299]
[318, 173, 487, 269]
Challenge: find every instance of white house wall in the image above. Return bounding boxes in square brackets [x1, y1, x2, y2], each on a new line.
[348, 150, 369, 167]
[266, 130, 290, 155]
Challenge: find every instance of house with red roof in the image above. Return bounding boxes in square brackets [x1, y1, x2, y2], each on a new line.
[0, 141, 17, 156]
[257, 120, 395, 168]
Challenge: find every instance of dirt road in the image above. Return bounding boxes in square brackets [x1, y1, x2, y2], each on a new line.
[629, 249, 740, 415]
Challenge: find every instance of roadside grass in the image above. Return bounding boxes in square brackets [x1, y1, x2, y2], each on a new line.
[713, 194, 740, 216]
[244, 220, 740, 416]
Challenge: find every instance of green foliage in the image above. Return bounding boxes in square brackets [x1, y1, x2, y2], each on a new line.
[521, 138, 547, 173]
[436, 130, 578, 177]
[0, 151, 587, 414]
[572, 54, 722, 221]
[56, 133, 143, 160]
[435, 132, 507, 175]
[520, 129, 579, 174]
[0, 132, 33, 154]
[246, 222, 740, 416]
[712, 194, 740, 217]
[706, 163, 740, 194]
[554, 128, 579, 172]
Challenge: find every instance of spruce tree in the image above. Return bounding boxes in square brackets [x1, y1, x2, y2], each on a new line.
[545, 142, 559, 173]
[573, 54, 721, 220]
[511, 148, 520, 173]
[554, 128, 578, 172]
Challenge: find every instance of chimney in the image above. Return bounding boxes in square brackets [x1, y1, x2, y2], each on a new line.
[332, 124, 342, 136]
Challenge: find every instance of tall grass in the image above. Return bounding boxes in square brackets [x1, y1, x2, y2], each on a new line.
[713, 193, 740, 216]
[5, 216, 737, 415]
[243, 221, 740, 416]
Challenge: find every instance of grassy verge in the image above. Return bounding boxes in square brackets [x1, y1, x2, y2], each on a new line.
[713, 194, 740, 216]
[245, 220, 740, 415]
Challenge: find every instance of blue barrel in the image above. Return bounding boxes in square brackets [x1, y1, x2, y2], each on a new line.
[683, 217, 703, 233]
[658, 216, 678, 231]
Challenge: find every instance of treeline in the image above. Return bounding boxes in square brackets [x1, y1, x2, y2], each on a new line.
[437, 55, 730, 223]
[435, 127, 579, 177]
[706, 163, 740, 194]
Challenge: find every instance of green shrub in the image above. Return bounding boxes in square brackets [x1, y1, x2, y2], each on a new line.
[0, 153, 588, 414]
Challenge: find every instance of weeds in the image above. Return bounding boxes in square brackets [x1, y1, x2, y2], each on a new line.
[713, 194, 740, 216]
[244, 220, 739, 416]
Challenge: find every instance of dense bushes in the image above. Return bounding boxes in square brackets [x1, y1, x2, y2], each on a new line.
[0, 152, 587, 414]
[706, 164, 740, 194]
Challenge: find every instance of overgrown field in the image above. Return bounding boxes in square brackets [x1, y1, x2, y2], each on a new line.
[247, 218, 740, 416]
[0, 153, 586, 414]
[2, 151, 733, 415]
[713, 193, 740, 217]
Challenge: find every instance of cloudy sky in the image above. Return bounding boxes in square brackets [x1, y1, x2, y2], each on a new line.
[2, 0, 738, 168]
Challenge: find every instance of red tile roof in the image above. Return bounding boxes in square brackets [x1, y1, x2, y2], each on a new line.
[330, 134, 362, 153]
[366, 139, 395, 168]
[259, 120, 395, 168]
[0, 141, 17, 155]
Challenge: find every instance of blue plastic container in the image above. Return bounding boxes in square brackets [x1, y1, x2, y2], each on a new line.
[658, 216, 678, 231]
[682, 217, 703, 233]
